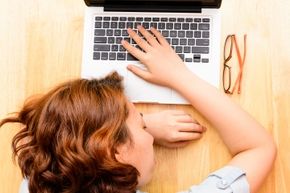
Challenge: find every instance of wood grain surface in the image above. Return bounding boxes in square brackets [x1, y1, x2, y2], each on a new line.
[0, 0, 289, 192]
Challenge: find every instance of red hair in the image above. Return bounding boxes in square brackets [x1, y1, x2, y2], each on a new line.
[1, 72, 139, 193]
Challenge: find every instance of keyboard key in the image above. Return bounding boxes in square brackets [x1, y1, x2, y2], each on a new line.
[190, 23, 197, 30]
[186, 31, 194, 38]
[192, 47, 209, 54]
[127, 53, 138, 61]
[194, 54, 201, 62]
[106, 29, 114, 36]
[165, 38, 171, 44]
[202, 58, 209, 63]
[93, 52, 100, 60]
[94, 44, 110, 51]
[111, 22, 118, 28]
[196, 39, 210, 46]
[188, 39, 195, 45]
[104, 17, 110, 21]
[174, 23, 181, 30]
[170, 31, 177, 37]
[116, 37, 123, 44]
[185, 58, 193, 62]
[128, 17, 135, 21]
[180, 39, 187, 45]
[177, 18, 185, 22]
[178, 54, 185, 61]
[103, 22, 110, 28]
[120, 17, 127, 21]
[112, 17, 118, 21]
[94, 37, 107, 43]
[114, 30, 122, 36]
[144, 17, 151, 21]
[166, 23, 174, 29]
[95, 17, 102, 21]
[127, 22, 134, 28]
[186, 18, 193, 22]
[150, 22, 158, 28]
[136, 17, 143, 21]
[194, 31, 202, 38]
[153, 17, 160, 22]
[182, 23, 190, 30]
[161, 31, 169, 37]
[169, 18, 176, 22]
[108, 37, 115, 44]
[176, 46, 183, 53]
[178, 31, 185, 38]
[122, 30, 129, 36]
[202, 31, 210, 38]
[172, 38, 179, 45]
[184, 46, 191, 53]
[194, 18, 202, 22]
[202, 18, 210, 22]
[95, 22, 102, 28]
[95, 29, 106, 36]
[109, 52, 116, 60]
[199, 23, 210, 30]
[161, 18, 168, 22]
[117, 53, 126, 60]
[101, 52, 109, 60]
[119, 45, 126, 52]
[119, 22, 126, 28]
[112, 45, 118, 51]
[143, 22, 150, 29]
[158, 23, 166, 29]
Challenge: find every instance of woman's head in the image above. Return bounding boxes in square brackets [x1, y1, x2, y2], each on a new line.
[0, 72, 155, 193]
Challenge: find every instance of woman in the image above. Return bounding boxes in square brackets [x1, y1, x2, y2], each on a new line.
[1, 26, 276, 193]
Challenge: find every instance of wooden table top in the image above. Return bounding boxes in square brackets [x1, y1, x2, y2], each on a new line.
[0, 0, 289, 192]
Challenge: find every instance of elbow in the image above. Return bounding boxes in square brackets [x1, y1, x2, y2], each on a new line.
[263, 134, 277, 167]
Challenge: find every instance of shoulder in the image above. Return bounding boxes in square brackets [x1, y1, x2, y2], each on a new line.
[179, 166, 250, 193]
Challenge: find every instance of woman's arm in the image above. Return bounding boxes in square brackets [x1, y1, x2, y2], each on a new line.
[122, 26, 277, 193]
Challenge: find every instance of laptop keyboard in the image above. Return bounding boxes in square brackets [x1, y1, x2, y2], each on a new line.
[93, 16, 211, 63]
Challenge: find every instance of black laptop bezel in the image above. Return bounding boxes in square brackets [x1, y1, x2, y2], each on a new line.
[84, 0, 222, 10]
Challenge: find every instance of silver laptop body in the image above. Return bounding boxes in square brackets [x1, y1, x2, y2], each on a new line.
[81, 0, 222, 104]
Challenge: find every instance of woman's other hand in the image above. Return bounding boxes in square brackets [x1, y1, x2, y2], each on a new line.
[142, 110, 206, 148]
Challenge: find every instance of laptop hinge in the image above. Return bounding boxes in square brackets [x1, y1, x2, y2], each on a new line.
[104, 3, 202, 13]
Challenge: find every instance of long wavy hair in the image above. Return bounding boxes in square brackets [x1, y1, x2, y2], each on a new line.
[0, 72, 139, 193]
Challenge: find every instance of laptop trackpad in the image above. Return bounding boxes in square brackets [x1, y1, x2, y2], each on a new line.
[126, 70, 171, 103]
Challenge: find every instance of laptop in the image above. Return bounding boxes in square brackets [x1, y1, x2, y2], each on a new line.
[81, 0, 222, 104]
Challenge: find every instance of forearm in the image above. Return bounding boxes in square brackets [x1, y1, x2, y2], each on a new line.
[171, 70, 273, 155]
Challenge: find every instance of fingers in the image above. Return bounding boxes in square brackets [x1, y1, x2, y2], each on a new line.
[178, 123, 206, 132]
[150, 27, 170, 46]
[122, 39, 145, 59]
[137, 26, 159, 47]
[171, 131, 203, 142]
[127, 65, 153, 81]
[127, 28, 151, 52]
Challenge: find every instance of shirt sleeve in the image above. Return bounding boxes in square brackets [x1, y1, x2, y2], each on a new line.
[19, 179, 29, 193]
[179, 166, 250, 193]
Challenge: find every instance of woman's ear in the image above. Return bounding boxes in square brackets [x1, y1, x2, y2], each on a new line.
[115, 143, 129, 164]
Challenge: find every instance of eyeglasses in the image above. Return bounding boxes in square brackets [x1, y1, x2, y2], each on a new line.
[223, 34, 247, 94]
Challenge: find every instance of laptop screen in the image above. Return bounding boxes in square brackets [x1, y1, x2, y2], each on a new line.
[85, 0, 222, 8]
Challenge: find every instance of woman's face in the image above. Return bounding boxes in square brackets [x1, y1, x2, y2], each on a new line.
[115, 102, 155, 187]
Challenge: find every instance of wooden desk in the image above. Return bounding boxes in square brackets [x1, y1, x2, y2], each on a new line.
[0, 0, 289, 192]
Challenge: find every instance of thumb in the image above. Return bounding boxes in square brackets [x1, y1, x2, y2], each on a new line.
[127, 65, 153, 81]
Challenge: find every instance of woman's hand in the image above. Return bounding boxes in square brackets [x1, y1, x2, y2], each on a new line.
[142, 110, 206, 148]
[122, 26, 191, 88]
